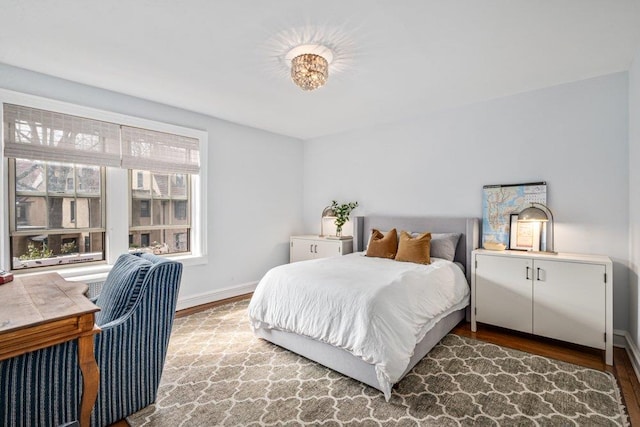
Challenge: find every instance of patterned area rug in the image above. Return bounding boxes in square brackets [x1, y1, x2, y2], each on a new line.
[128, 299, 628, 426]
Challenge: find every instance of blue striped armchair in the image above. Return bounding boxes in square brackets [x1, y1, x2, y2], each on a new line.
[0, 253, 183, 427]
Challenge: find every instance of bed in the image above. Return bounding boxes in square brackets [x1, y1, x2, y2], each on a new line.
[249, 215, 480, 400]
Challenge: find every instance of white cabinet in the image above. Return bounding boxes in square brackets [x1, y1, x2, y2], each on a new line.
[471, 249, 613, 365]
[290, 235, 353, 263]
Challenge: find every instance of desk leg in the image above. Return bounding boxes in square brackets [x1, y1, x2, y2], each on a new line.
[78, 334, 99, 427]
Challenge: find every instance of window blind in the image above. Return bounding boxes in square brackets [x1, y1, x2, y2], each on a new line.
[3, 104, 121, 167]
[3, 104, 201, 175]
[121, 126, 200, 174]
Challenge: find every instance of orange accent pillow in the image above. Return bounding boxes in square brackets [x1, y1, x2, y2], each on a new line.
[365, 228, 398, 259]
[395, 231, 432, 264]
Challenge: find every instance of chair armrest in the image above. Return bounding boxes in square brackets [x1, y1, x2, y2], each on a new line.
[97, 309, 134, 331]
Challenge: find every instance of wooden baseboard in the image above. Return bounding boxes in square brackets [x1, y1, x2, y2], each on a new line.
[176, 293, 252, 318]
[617, 330, 640, 384]
[175, 281, 257, 311]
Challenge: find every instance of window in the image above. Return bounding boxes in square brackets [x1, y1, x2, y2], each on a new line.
[2, 99, 206, 273]
[129, 170, 191, 255]
[139, 200, 150, 218]
[9, 159, 105, 270]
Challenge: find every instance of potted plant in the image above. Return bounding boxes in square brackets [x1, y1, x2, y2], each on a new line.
[331, 200, 358, 237]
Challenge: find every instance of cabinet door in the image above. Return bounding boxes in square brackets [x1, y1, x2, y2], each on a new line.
[475, 254, 533, 333]
[290, 239, 316, 263]
[533, 260, 606, 349]
[315, 240, 343, 258]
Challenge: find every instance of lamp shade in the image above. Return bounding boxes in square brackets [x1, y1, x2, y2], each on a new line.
[321, 206, 336, 218]
[291, 54, 328, 91]
[286, 44, 334, 91]
[518, 206, 549, 222]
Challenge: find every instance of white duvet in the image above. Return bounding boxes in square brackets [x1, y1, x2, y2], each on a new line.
[248, 252, 469, 399]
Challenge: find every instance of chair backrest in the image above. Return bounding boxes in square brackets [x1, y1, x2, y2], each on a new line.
[92, 252, 183, 426]
[95, 253, 153, 325]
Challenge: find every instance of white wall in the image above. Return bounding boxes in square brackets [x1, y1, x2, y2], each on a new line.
[0, 63, 632, 332]
[629, 47, 640, 349]
[304, 73, 630, 331]
[0, 63, 305, 306]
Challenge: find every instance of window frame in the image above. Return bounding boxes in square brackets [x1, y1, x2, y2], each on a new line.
[0, 89, 208, 279]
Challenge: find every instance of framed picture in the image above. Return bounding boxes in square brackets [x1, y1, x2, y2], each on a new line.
[509, 213, 541, 251]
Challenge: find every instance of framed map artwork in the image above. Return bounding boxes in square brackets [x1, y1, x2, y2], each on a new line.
[482, 182, 546, 248]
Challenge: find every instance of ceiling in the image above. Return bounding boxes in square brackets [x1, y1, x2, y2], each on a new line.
[1, 1, 639, 140]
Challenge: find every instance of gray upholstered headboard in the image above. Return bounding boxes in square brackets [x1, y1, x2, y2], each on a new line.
[353, 216, 480, 284]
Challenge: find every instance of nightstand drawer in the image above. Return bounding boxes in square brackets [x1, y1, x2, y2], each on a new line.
[290, 235, 353, 262]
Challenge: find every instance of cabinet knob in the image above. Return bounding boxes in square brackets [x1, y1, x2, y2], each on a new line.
[537, 267, 542, 281]
[310, 244, 313, 253]
[526, 266, 530, 280]
[314, 244, 318, 253]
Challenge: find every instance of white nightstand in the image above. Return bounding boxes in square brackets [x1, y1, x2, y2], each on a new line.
[470, 249, 613, 365]
[289, 235, 353, 263]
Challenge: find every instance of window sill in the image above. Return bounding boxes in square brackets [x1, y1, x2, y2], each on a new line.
[14, 253, 207, 283]
[167, 254, 207, 267]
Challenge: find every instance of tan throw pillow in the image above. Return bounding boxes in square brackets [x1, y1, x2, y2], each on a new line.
[366, 228, 398, 259]
[395, 231, 432, 264]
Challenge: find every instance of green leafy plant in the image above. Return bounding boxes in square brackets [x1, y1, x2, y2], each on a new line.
[19, 242, 54, 260]
[150, 241, 168, 254]
[331, 200, 359, 235]
[60, 242, 78, 255]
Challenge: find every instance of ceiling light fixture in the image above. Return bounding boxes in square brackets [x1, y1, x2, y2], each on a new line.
[286, 44, 333, 91]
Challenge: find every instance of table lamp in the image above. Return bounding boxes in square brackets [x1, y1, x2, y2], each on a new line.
[319, 205, 336, 237]
[518, 202, 556, 254]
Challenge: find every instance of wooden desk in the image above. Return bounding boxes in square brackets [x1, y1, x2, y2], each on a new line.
[0, 273, 101, 427]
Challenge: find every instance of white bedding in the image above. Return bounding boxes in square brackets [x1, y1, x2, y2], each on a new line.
[248, 252, 469, 399]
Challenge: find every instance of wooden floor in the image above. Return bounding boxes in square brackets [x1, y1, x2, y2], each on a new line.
[112, 296, 640, 426]
[454, 322, 640, 426]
